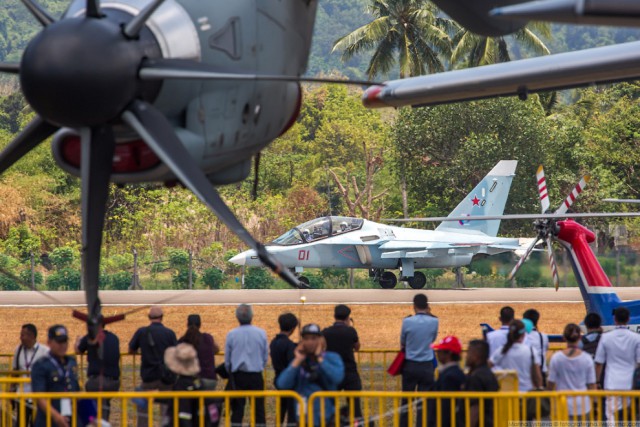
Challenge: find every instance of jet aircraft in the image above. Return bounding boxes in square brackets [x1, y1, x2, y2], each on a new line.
[362, 0, 640, 109]
[231, 160, 531, 289]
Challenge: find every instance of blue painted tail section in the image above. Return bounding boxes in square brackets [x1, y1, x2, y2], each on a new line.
[436, 160, 517, 237]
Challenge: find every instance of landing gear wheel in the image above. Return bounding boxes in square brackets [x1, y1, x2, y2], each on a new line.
[298, 276, 310, 286]
[407, 271, 427, 289]
[379, 271, 397, 289]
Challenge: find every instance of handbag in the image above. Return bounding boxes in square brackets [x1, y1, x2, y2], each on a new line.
[387, 349, 405, 376]
[525, 347, 550, 420]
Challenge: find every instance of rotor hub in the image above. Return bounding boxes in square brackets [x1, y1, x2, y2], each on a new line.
[20, 15, 161, 128]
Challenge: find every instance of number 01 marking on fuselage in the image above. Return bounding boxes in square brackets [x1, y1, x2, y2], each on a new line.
[298, 250, 310, 261]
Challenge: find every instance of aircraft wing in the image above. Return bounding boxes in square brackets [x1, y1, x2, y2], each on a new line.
[429, 0, 640, 37]
[378, 240, 521, 259]
[363, 40, 640, 109]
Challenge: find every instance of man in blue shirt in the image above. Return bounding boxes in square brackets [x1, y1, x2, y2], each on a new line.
[400, 294, 438, 427]
[30, 324, 81, 427]
[225, 303, 268, 426]
[276, 324, 344, 426]
[75, 317, 120, 422]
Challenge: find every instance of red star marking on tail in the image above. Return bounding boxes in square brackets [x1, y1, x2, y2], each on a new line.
[471, 195, 480, 206]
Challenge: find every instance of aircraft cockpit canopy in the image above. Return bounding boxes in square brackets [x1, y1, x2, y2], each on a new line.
[271, 216, 364, 245]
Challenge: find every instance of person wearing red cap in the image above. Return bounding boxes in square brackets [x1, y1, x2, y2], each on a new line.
[427, 336, 465, 427]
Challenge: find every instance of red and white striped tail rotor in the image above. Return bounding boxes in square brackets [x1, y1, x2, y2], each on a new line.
[546, 236, 560, 291]
[555, 175, 590, 215]
[536, 165, 550, 214]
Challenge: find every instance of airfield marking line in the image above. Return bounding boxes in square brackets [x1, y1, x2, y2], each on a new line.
[0, 301, 589, 308]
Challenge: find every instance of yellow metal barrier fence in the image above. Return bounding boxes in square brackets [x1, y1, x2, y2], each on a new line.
[0, 390, 305, 427]
[307, 390, 640, 427]
[0, 345, 559, 391]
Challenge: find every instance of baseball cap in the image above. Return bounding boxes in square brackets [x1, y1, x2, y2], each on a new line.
[301, 323, 322, 336]
[48, 325, 69, 343]
[431, 336, 462, 355]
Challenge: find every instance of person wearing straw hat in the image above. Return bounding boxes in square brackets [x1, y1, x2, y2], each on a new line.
[162, 343, 215, 427]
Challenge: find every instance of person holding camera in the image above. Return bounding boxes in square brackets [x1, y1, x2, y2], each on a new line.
[276, 324, 344, 426]
[323, 305, 363, 421]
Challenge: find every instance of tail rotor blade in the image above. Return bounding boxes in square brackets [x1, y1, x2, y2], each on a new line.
[508, 237, 541, 281]
[546, 236, 560, 291]
[0, 117, 58, 174]
[555, 175, 590, 215]
[121, 100, 308, 289]
[536, 165, 550, 214]
[80, 126, 115, 339]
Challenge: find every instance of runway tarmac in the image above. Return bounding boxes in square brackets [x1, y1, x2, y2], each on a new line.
[1, 287, 640, 307]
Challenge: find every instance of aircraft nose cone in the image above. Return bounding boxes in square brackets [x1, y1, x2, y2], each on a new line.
[229, 252, 246, 266]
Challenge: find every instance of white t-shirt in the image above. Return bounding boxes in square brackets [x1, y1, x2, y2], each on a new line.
[486, 326, 509, 358]
[12, 343, 49, 392]
[490, 342, 540, 391]
[548, 350, 596, 415]
[524, 330, 549, 373]
[594, 327, 640, 390]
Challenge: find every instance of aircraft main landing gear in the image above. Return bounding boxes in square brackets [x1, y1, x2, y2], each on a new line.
[406, 271, 427, 289]
[298, 276, 310, 286]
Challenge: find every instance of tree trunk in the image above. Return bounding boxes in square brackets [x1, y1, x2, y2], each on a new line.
[349, 269, 354, 289]
[401, 172, 408, 219]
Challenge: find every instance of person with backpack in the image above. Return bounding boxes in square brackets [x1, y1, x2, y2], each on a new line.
[523, 309, 549, 387]
[129, 306, 178, 427]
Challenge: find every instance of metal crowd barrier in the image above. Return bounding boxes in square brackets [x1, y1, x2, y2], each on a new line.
[307, 390, 640, 427]
[0, 390, 305, 427]
[1, 350, 526, 392]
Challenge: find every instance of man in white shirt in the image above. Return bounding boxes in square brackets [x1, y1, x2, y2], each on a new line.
[486, 306, 514, 357]
[594, 307, 640, 421]
[523, 309, 550, 385]
[12, 324, 49, 426]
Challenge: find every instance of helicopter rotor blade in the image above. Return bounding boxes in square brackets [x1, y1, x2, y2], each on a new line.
[138, 59, 384, 87]
[507, 236, 541, 281]
[80, 126, 115, 340]
[20, 0, 55, 27]
[546, 235, 560, 291]
[536, 165, 551, 214]
[121, 100, 309, 289]
[0, 63, 20, 74]
[555, 175, 590, 215]
[0, 117, 58, 175]
[383, 211, 640, 223]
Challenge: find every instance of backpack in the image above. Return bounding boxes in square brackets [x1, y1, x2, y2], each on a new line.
[581, 331, 601, 357]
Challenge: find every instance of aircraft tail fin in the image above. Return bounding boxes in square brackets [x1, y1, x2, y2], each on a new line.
[435, 160, 517, 237]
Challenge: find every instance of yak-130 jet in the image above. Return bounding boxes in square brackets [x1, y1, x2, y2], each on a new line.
[231, 160, 531, 289]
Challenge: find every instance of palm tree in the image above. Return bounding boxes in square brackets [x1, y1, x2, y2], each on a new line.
[332, 0, 453, 80]
[451, 22, 551, 68]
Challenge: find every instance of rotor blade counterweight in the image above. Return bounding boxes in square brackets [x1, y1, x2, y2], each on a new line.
[122, 101, 308, 289]
[80, 126, 115, 339]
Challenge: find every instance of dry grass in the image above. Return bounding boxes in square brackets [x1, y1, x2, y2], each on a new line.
[0, 302, 587, 353]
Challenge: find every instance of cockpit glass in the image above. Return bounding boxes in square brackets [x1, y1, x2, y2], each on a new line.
[271, 228, 304, 246]
[271, 216, 365, 245]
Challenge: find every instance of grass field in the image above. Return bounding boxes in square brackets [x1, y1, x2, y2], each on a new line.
[0, 302, 587, 354]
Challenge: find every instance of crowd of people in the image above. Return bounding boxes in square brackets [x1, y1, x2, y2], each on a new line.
[8, 294, 640, 427]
